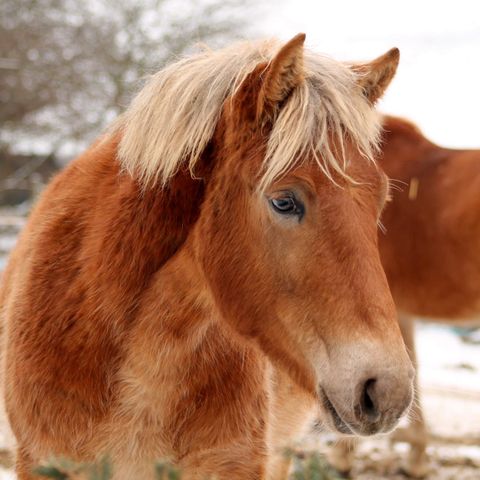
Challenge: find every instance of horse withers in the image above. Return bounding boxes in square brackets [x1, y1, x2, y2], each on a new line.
[329, 115, 480, 477]
[0, 36, 413, 479]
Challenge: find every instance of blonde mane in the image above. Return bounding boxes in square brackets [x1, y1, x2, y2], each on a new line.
[115, 39, 382, 189]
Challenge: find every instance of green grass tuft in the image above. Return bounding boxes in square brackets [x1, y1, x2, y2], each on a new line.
[292, 452, 342, 480]
[33, 451, 339, 479]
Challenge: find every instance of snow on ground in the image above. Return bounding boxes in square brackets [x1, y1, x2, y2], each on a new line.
[0, 212, 25, 272]
[418, 324, 480, 394]
[0, 469, 14, 480]
[0, 211, 479, 478]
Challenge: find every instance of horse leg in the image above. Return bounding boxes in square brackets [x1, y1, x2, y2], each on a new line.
[267, 456, 292, 480]
[266, 368, 317, 480]
[178, 443, 268, 480]
[391, 314, 430, 478]
[15, 446, 35, 480]
[326, 437, 358, 476]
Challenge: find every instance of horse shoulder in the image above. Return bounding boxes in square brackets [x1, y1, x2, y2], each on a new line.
[2, 134, 205, 458]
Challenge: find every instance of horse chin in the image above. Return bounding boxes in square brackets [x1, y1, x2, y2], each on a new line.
[319, 388, 354, 435]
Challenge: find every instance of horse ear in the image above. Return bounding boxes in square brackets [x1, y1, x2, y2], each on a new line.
[257, 33, 306, 121]
[352, 48, 400, 104]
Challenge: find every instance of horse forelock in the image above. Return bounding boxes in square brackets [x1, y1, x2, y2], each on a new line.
[114, 39, 382, 190]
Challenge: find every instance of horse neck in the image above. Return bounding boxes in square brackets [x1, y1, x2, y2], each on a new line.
[81, 135, 268, 389]
[379, 116, 437, 179]
[122, 241, 269, 431]
[77, 135, 209, 333]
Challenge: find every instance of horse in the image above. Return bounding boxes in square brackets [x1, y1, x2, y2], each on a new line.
[0, 35, 414, 479]
[328, 115, 480, 478]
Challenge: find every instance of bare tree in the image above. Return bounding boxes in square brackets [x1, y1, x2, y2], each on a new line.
[0, 0, 254, 157]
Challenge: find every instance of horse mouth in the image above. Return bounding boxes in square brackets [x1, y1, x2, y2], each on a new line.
[320, 389, 353, 435]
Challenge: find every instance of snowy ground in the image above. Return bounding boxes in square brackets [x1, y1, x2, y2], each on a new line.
[0, 211, 479, 479]
[0, 208, 26, 273]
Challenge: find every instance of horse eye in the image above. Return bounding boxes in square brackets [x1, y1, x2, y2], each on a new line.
[270, 194, 304, 219]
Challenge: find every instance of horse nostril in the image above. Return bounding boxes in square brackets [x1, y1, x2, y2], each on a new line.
[353, 371, 412, 435]
[361, 378, 379, 421]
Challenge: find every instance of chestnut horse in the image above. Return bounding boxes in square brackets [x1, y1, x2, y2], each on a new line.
[329, 115, 480, 477]
[0, 36, 413, 479]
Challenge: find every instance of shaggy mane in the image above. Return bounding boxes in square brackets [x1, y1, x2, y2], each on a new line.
[115, 39, 382, 189]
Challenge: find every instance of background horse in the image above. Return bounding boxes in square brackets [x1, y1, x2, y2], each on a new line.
[0, 36, 413, 479]
[329, 115, 480, 478]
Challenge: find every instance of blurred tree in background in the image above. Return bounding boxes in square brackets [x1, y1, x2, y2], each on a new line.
[0, 0, 253, 163]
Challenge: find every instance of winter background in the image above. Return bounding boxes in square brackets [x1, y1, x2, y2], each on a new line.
[0, 0, 479, 478]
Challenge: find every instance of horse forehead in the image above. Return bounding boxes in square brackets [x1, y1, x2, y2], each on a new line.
[290, 154, 384, 193]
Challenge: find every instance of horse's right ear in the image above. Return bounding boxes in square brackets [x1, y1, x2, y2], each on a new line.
[256, 33, 306, 121]
[233, 34, 306, 124]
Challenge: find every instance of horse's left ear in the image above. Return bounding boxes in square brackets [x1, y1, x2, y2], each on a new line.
[256, 33, 306, 121]
[352, 48, 400, 104]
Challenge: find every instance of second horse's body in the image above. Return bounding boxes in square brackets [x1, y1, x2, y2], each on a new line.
[330, 115, 480, 477]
